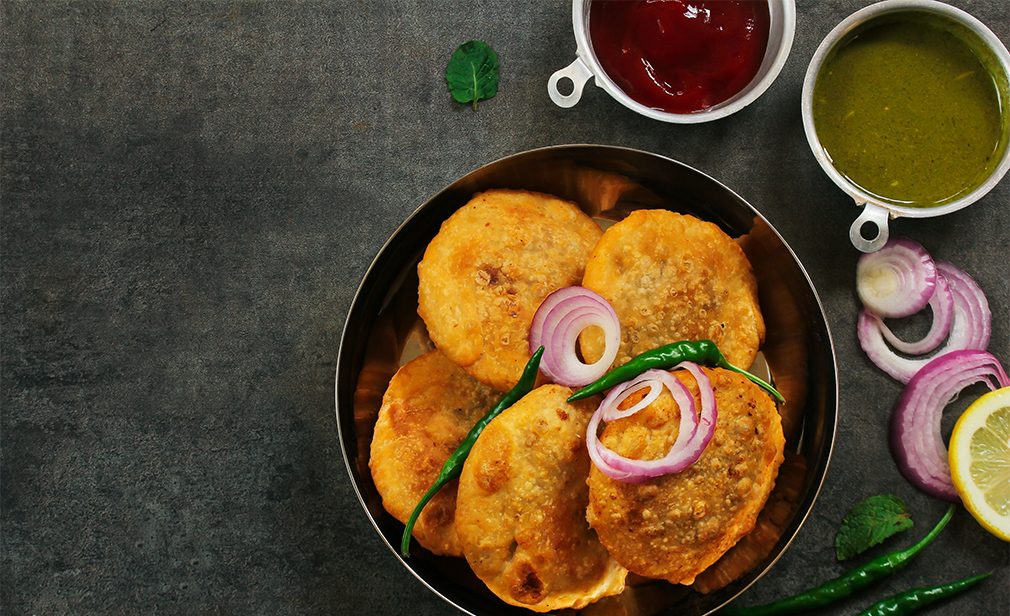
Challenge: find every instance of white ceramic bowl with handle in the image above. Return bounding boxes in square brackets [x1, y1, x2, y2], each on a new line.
[801, 0, 1010, 253]
[548, 0, 796, 124]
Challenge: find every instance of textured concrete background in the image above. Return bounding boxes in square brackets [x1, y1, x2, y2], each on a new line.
[2, 1, 1008, 614]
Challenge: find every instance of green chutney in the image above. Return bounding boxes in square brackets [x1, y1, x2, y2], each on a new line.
[813, 16, 1007, 207]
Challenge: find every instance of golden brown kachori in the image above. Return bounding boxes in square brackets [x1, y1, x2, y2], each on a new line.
[455, 385, 627, 611]
[418, 189, 601, 391]
[587, 368, 784, 585]
[369, 350, 498, 556]
[580, 210, 764, 370]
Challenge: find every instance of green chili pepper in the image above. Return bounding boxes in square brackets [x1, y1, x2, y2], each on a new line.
[399, 346, 544, 558]
[856, 572, 990, 616]
[567, 339, 784, 403]
[723, 506, 955, 616]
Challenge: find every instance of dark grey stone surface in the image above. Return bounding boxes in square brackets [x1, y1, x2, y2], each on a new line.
[2, 1, 1007, 614]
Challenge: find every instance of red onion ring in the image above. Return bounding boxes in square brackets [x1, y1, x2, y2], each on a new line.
[587, 363, 716, 483]
[857, 238, 937, 318]
[599, 373, 672, 422]
[858, 263, 992, 383]
[937, 262, 991, 351]
[529, 287, 620, 387]
[587, 369, 697, 481]
[890, 350, 1010, 501]
[878, 274, 954, 356]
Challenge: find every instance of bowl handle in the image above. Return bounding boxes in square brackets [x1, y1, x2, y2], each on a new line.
[548, 58, 592, 108]
[849, 202, 891, 253]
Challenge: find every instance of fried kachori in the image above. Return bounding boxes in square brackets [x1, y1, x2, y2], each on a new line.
[580, 210, 764, 370]
[369, 349, 499, 556]
[455, 385, 627, 611]
[587, 368, 784, 585]
[417, 189, 602, 391]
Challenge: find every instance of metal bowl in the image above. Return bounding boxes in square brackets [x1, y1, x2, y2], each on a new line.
[335, 145, 838, 615]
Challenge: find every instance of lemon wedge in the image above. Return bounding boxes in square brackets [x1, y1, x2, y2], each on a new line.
[949, 386, 1010, 541]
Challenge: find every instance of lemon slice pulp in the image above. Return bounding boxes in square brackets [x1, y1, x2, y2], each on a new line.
[949, 386, 1010, 541]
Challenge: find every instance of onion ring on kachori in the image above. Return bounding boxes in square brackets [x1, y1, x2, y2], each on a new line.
[587, 368, 784, 585]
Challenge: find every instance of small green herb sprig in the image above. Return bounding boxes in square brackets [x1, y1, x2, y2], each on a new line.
[445, 40, 499, 110]
[836, 494, 915, 561]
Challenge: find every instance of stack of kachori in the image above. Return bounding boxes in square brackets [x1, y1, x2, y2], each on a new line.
[367, 189, 786, 612]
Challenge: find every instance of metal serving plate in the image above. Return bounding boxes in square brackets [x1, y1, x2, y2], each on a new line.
[335, 145, 838, 615]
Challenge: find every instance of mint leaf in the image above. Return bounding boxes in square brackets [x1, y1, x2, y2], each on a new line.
[835, 494, 914, 561]
[445, 40, 499, 111]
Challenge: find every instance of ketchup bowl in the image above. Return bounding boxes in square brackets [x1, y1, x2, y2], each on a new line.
[548, 0, 796, 123]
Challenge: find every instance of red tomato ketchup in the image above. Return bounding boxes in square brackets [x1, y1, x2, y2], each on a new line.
[589, 0, 771, 114]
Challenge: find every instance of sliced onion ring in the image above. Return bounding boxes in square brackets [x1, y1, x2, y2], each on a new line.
[878, 273, 954, 356]
[857, 238, 937, 318]
[858, 262, 992, 383]
[600, 369, 697, 423]
[890, 350, 1010, 501]
[587, 362, 716, 483]
[937, 262, 991, 351]
[587, 369, 697, 481]
[529, 286, 620, 387]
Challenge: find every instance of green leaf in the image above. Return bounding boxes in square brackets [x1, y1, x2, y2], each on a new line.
[445, 40, 499, 111]
[835, 494, 914, 561]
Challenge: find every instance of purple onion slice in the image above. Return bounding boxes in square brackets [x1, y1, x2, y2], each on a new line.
[587, 362, 716, 483]
[858, 262, 992, 383]
[857, 238, 937, 318]
[891, 350, 1010, 501]
[528, 286, 620, 387]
